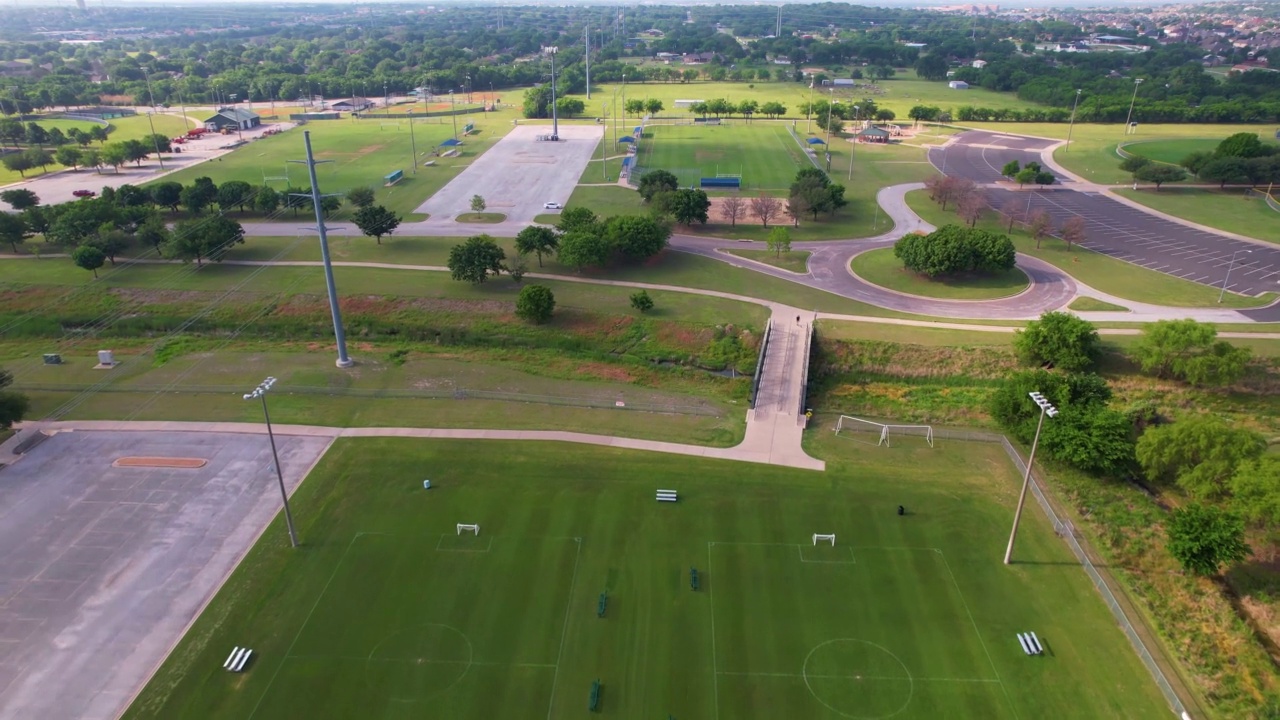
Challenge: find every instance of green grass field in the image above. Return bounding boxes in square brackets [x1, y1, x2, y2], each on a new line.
[634, 122, 805, 190]
[850, 248, 1029, 300]
[123, 435, 1169, 719]
[151, 116, 513, 217]
[1121, 138, 1219, 165]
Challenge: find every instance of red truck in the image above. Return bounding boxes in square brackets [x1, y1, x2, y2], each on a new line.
[185, 128, 207, 138]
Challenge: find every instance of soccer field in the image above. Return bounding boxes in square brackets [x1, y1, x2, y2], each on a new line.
[125, 435, 1170, 719]
[634, 122, 809, 191]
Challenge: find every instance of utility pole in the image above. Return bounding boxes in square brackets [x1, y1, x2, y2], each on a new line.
[1124, 78, 1143, 135]
[585, 25, 591, 100]
[145, 111, 164, 170]
[451, 91, 458, 140]
[848, 105, 859, 181]
[243, 377, 299, 548]
[805, 81, 815, 134]
[408, 111, 418, 173]
[824, 88, 835, 172]
[289, 132, 353, 369]
[548, 46, 560, 140]
[602, 102, 608, 180]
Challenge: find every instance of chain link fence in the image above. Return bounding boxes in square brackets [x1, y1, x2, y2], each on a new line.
[832, 418, 1191, 717]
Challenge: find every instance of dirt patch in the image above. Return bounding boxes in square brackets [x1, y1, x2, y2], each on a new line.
[574, 361, 637, 383]
[705, 194, 786, 227]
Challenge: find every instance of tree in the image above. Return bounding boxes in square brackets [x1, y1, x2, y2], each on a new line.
[956, 190, 988, 227]
[1034, 171, 1056, 187]
[515, 284, 555, 324]
[637, 169, 679, 202]
[893, 225, 1016, 277]
[24, 122, 47, 148]
[1119, 155, 1151, 179]
[447, 235, 505, 284]
[22, 147, 50, 173]
[1014, 311, 1101, 372]
[352, 205, 401, 244]
[719, 195, 745, 226]
[23, 207, 49, 239]
[89, 126, 108, 145]
[1059, 216, 1086, 251]
[663, 188, 710, 226]
[91, 225, 131, 265]
[180, 178, 218, 215]
[255, 186, 281, 215]
[1, 152, 31, 178]
[1180, 150, 1214, 175]
[0, 369, 28, 430]
[0, 189, 38, 210]
[119, 139, 150, 167]
[1197, 157, 1250, 188]
[136, 215, 170, 251]
[630, 290, 654, 313]
[81, 149, 101, 174]
[1166, 504, 1250, 577]
[557, 230, 611, 271]
[989, 369, 1112, 444]
[914, 53, 949, 81]
[767, 226, 791, 257]
[760, 101, 786, 119]
[1230, 456, 1280, 528]
[1134, 164, 1187, 190]
[555, 97, 585, 117]
[1028, 211, 1052, 249]
[217, 180, 253, 213]
[645, 98, 664, 115]
[604, 215, 670, 260]
[147, 134, 172, 154]
[150, 182, 183, 212]
[470, 194, 486, 212]
[54, 146, 81, 170]
[0, 212, 30, 253]
[99, 143, 126, 173]
[1136, 416, 1266, 498]
[1013, 167, 1038, 188]
[625, 98, 645, 117]
[164, 215, 245, 266]
[749, 193, 781, 227]
[874, 109, 896, 122]
[346, 186, 375, 208]
[556, 206, 599, 235]
[1000, 160, 1021, 180]
[1039, 406, 1136, 477]
[1215, 132, 1271, 160]
[1133, 319, 1250, 387]
[71, 244, 105, 278]
[514, 225, 559, 267]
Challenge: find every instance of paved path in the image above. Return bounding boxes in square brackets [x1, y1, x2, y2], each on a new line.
[25, 414, 825, 471]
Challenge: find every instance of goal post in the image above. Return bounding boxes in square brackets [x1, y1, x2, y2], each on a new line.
[835, 416, 934, 447]
[812, 533, 835, 546]
[456, 523, 479, 535]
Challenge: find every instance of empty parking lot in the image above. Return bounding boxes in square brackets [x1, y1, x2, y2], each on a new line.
[0, 430, 331, 720]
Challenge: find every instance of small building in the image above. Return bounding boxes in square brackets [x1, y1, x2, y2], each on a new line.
[203, 107, 260, 132]
[331, 97, 374, 112]
[948, 80, 970, 90]
[856, 126, 891, 144]
[971, 59, 988, 69]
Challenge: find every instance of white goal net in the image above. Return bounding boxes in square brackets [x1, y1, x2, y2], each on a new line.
[835, 416, 934, 447]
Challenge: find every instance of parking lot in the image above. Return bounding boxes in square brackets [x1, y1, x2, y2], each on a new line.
[415, 123, 603, 224]
[933, 132, 1280, 304]
[0, 429, 331, 719]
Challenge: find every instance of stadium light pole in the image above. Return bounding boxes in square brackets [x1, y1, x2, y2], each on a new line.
[847, 105, 859, 181]
[805, 81, 815, 134]
[450, 91, 458, 140]
[1065, 89, 1082, 151]
[243, 377, 299, 548]
[1124, 78, 1143, 135]
[408, 110, 418, 174]
[1004, 392, 1057, 565]
[1219, 249, 1252, 303]
[546, 46, 560, 141]
[824, 89, 835, 172]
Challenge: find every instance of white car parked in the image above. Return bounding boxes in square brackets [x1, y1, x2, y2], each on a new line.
[543, 202, 562, 209]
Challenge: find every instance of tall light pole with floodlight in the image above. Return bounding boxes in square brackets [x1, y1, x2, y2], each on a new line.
[1124, 78, 1144, 135]
[847, 105, 860, 181]
[1065, 89, 1082, 151]
[546, 46, 560, 141]
[1220, 249, 1253, 303]
[243, 377, 299, 548]
[1004, 391, 1057, 565]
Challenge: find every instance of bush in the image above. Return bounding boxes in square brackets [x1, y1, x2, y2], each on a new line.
[515, 284, 555, 324]
[629, 290, 654, 313]
[1014, 311, 1101, 372]
[893, 224, 1015, 278]
[1132, 319, 1249, 387]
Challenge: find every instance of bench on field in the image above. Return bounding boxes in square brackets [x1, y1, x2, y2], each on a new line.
[657, 489, 678, 503]
[690, 567, 699, 591]
[223, 646, 253, 672]
[597, 591, 608, 618]
[589, 679, 601, 711]
[1017, 632, 1043, 656]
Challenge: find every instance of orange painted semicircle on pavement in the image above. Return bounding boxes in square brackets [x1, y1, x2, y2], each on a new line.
[112, 457, 208, 469]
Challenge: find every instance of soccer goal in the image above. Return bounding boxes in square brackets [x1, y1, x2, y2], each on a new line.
[835, 416, 934, 448]
[812, 533, 835, 546]
[456, 523, 480, 535]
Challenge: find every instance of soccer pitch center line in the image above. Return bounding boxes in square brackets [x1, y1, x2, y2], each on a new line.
[716, 670, 1001, 684]
[707, 542, 721, 720]
[544, 537, 582, 720]
[284, 654, 557, 670]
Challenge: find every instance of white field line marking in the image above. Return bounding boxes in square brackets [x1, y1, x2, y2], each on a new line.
[938, 551, 1020, 720]
[544, 537, 582, 720]
[708, 541, 721, 720]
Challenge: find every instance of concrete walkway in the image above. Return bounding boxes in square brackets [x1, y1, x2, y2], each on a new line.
[739, 308, 825, 470]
